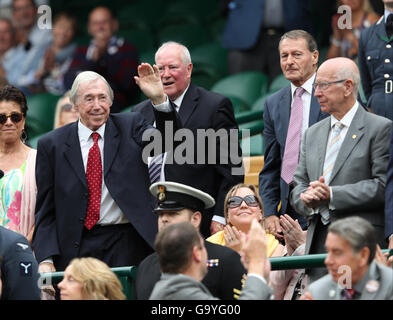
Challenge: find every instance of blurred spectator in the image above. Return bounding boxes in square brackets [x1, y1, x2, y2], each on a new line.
[58, 257, 125, 300]
[4, 0, 51, 90]
[301, 217, 393, 300]
[150, 220, 273, 300]
[0, 85, 37, 243]
[0, 226, 40, 300]
[32, 12, 77, 95]
[0, 17, 14, 86]
[207, 183, 285, 258]
[64, 6, 139, 113]
[221, 0, 313, 83]
[53, 90, 79, 129]
[327, 0, 379, 62]
[358, 0, 393, 120]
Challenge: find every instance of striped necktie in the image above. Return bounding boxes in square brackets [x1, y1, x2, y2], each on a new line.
[320, 122, 345, 225]
[148, 153, 164, 184]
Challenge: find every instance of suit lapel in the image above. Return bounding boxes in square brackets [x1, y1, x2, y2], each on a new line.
[103, 117, 120, 177]
[374, 17, 393, 43]
[64, 122, 87, 187]
[359, 262, 380, 300]
[178, 84, 199, 126]
[308, 92, 321, 126]
[329, 107, 364, 183]
[316, 119, 331, 177]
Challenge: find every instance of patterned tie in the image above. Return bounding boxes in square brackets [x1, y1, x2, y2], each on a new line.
[320, 122, 345, 225]
[281, 87, 305, 184]
[342, 288, 356, 300]
[148, 153, 164, 184]
[85, 132, 102, 230]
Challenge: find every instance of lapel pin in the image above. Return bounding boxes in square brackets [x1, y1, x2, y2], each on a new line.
[365, 280, 379, 293]
[329, 289, 335, 298]
[206, 259, 219, 267]
[352, 134, 357, 139]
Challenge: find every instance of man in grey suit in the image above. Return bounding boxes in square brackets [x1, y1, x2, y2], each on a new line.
[302, 217, 393, 300]
[290, 57, 392, 282]
[150, 220, 273, 300]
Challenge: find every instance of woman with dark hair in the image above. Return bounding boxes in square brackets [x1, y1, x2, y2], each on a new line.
[0, 85, 36, 243]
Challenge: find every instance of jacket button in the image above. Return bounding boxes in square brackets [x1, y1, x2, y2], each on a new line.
[385, 74, 390, 79]
[385, 59, 391, 63]
[387, 44, 392, 49]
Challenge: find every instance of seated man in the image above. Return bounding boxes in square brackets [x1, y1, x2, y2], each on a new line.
[0, 226, 40, 300]
[135, 181, 246, 300]
[150, 219, 273, 300]
[64, 6, 139, 112]
[302, 216, 393, 300]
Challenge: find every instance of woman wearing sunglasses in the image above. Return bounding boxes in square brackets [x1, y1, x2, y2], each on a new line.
[0, 85, 36, 244]
[207, 183, 285, 258]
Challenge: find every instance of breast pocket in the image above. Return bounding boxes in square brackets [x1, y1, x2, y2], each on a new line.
[365, 49, 380, 78]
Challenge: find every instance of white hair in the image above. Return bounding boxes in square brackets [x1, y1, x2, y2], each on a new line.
[69, 71, 114, 105]
[155, 41, 192, 66]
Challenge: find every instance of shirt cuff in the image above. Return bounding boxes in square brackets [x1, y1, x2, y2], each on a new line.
[389, 234, 393, 240]
[151, 96, 171, 112]
[40, 258, 54, 265]
[212, 215, 226, 225]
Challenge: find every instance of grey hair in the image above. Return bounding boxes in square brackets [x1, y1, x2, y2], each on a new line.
[155, 41, 192, 66]
[279, 29, 318, 53]
[335, 64, 360, 97]
[69, 71, 114, 105]
[328, 216, 376, 264]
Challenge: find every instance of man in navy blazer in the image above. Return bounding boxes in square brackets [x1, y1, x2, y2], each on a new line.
[383, 125, 393, 250]
[132, 42, 244, 238]
[33, 66, 180, 273]
[221, 0, 313, 80]
[259, 30, 328, 240]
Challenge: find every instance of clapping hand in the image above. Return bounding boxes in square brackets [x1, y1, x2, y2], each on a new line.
[134, 63, 166, 105]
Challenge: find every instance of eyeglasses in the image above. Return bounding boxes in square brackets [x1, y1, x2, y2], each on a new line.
[312, 79, 346, 91]
[227, 195, 259, 208]
[0, 112, 24, 125]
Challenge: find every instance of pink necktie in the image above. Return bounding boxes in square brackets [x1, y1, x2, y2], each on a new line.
[281, 87, 305, 184]
[85, 132, 102, 230]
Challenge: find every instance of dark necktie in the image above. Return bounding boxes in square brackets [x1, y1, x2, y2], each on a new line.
[386, 14, 393, 39]
[85, 132, 102, 230]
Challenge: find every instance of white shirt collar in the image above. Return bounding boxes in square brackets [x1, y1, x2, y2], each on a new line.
[290, 73, 316, 98]
[330, 101, 359, 129]
[78, 119, 106, 141]
[172, 84, 190, 111]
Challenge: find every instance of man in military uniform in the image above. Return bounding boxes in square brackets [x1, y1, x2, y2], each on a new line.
[358, 0, 393, 120]
[301, 217, 393, 300]
[134, 181, 246, 300]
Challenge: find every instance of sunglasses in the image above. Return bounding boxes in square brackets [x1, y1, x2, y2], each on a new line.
[227, 195, 259, 208]
[0, 112, 24, 125]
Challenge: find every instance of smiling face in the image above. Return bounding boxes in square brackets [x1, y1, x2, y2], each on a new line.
[12, 0, 36, 30]
[226, 187, 263, 233]
[88, 7, 118, 45]
[74, 78, 111, 131]
[58, 265, 84, 300]
[324, 232, 369, 286]
[279, 37, 318, 87]
[52, 16, 75, 49]
[155, 44, 192, 101]
[0, 100, 25, 145]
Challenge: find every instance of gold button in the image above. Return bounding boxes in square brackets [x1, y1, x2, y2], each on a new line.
[387, 44, 392, 49]
[386, 59, 391, 63]
[385, 74, 390, 79]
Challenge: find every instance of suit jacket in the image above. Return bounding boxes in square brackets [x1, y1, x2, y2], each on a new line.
[259, 85, 328, 219]
[358, 16, 393, 120]
[0, 226, 41, 300]
[290, 106, 392, 254]
[308, 262, 393, 300]
[132, 83, 244, 236]
[33, 111, 179, 270]
[149, 272, 273, 300]
[384, 125, 393, 240]
[135, 240, 246, 300]
[221, 0, 313, 50]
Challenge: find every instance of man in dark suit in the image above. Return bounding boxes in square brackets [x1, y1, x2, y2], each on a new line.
[33, 66, 179, 274]
[135, 181, 246, 300]
[0, 226, 40, 300]
[133, 41, 243, 238]
[259, 30, 328, 241]
[383, 125, 393, 250]
[290, 57, 391, 282]
[358, 1, 393, 120]
[221, 0, 313, 81]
